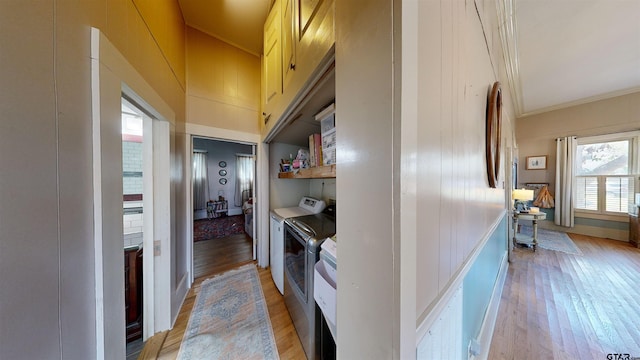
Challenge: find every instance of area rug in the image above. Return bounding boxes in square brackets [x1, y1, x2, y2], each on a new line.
[177, 264, 279, 360]
[519, 225, 583, 255]
[194, 215, 244, 242]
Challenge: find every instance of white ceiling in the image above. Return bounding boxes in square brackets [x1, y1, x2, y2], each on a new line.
[177, 0, 271, 56]
[177, 0, 640, 118]
[512, 0, 640, 117]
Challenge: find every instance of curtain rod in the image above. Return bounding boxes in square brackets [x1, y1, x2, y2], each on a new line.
[193, 149, 207, 153]
[556, 135, 578, 141]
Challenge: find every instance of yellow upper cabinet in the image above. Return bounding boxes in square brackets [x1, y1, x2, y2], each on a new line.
[282, 0, 296, 90]
[263, 0, 282, 120]
[261, 0, 335, 136]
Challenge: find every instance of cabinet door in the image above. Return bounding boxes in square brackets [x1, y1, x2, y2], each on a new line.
[282, 0, 296, 89]
[264, 0, 282, 111]
[299, 0, 323, 39]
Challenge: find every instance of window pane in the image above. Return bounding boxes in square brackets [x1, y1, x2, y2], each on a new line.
[576, 140, 629, 176]
[605, 177, 632, 213]
[575, 177, 598, 210]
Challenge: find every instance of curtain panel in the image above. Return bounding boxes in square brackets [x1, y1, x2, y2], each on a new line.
[193, 152, 209, 210]
[235, 155, 254, 207]
[555, 136, 577, 227]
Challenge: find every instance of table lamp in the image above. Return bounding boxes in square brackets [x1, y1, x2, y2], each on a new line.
[512, 188, 534, 212]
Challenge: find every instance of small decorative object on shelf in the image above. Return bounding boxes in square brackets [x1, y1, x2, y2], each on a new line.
[278, 164, 336, 179]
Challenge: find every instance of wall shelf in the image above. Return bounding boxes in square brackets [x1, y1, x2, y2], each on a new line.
[278, 164, 336, 179]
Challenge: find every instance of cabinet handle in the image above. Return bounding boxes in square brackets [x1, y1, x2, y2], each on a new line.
[290, 63, 296, 70]
[264, 113, 271, 124]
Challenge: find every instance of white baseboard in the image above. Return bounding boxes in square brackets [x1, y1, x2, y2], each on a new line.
[538, 220, 628, 241]
[469, 252, 509, 360]
[171, 273, 190, 328]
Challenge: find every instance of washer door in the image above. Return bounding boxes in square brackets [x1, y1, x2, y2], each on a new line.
[284, 224, 308, 303]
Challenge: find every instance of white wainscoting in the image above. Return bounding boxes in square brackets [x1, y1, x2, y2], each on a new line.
[416, 286, 463, 360]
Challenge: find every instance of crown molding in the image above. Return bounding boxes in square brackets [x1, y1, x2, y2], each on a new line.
[517, 87, 640, 119]
[497, 0, 524, 117]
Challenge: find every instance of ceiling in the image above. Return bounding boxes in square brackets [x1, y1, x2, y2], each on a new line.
[177, 0, 271, 56]
[177, 0, 640, 118]
[510, 0, 640, 117]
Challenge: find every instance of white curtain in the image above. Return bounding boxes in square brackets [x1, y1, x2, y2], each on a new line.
[192, 152, 209, 210]
[235, 154, 254, 207]
[555, 136, 577, 227]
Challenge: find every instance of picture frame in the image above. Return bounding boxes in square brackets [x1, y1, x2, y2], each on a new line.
[526, 155, 547, 170]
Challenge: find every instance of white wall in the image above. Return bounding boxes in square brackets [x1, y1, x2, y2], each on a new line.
[336, 0, 515, 357]
[309, 178, 336, 204]
[335, 0, 399, 357]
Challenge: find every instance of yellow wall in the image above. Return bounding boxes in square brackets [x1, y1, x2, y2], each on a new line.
[186, 27, 261, 134]
[101, 0, 186, 128]
[0, 1, 186, 358]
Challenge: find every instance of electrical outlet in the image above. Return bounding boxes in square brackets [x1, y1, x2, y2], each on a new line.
[154, 240, 161, 256]
[468, 339, 481, 358]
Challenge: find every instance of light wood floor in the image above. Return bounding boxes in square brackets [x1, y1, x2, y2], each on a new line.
[489, 233, 640, 359]
[141, 233, 305, 360]
[143, 232, 640, 359]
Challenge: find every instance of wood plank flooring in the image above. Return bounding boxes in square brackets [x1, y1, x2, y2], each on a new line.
[142, 233, 305, 360]
[193, 233, 254, 279]
[489, 233, 640, 360]
[143, 231, 640, 359]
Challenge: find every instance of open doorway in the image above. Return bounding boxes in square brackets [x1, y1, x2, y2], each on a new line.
[121, 98, 145, 359]
[192, 137, 256, 279]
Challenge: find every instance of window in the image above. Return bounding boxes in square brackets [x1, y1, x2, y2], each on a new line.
[575, 133, 639, 214]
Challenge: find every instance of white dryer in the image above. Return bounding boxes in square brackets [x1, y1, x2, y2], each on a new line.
[270, 196, 325, 295]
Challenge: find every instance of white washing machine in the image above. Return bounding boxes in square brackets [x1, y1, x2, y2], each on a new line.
[270, 196, 326, 295]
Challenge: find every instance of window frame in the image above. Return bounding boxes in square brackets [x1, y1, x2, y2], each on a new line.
[574, 131, 640, 217]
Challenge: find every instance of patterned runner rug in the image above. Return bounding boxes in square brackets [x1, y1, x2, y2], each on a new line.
[177, 264, 279, 360]
[519, 225, 583, 255]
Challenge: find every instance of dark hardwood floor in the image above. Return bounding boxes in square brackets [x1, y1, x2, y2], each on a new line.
[489, 233, 640, 359]
[193, 233, 254, 279]
[141, 232, 305, 360]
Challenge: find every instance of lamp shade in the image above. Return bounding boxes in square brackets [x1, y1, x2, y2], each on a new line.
[512, 188, 534, 201]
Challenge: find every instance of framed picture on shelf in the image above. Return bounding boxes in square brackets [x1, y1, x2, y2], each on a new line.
[526, 155, 547, 170]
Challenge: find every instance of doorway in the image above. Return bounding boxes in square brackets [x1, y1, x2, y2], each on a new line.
[191, 137, 256, 279]
[121, 98, 145, 359]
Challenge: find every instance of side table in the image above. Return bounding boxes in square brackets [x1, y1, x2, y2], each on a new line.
[512, 212, 547, 251]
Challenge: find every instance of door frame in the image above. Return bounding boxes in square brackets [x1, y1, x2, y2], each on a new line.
[91, 28, 175, 359]
[184, 124, 267, 285]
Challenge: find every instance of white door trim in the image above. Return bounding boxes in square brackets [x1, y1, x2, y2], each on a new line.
[184, 124, 269, 269]
[91, 28, 175, 358]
